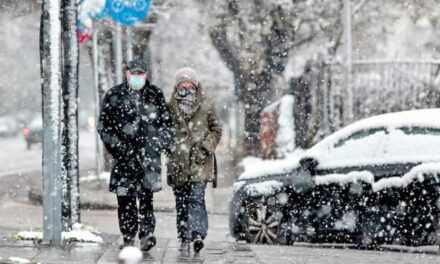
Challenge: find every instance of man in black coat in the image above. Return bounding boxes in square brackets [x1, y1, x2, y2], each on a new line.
[98, 60, 174, 251]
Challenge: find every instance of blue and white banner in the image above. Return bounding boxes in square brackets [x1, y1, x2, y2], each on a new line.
[105, 0, 152, 25]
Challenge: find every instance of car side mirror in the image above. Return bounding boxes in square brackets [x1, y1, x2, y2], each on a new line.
[299, 157, 319, 173]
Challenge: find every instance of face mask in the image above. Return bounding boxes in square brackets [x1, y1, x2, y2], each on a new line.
[128, 75, 147, 91]
[178, 100, 195, 115]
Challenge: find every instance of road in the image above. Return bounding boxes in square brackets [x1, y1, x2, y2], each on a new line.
[0, 130, 97, 178]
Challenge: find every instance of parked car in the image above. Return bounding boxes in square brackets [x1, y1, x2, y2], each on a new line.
[23, 116, 43, 149]
[0, 116, 19, 137]
[230, 109, 440, 248]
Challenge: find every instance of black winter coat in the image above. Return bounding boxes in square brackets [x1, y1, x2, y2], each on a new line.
[98, 81, 174, 195]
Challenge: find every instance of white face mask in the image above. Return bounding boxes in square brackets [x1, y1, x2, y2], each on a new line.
[127, 74, 147, 91]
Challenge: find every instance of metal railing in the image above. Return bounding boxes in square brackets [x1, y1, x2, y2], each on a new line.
[313, 60, 440, 140]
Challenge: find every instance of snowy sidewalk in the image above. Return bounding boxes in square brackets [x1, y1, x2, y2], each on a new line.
[3, 236, 440, 264]
[0, 235, 261, 264]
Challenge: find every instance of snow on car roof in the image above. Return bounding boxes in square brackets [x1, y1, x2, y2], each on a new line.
[313, 108, 440, 152]
[239, 109, 440, 180]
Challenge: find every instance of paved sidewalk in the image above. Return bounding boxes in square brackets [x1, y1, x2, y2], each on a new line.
[0, 234, 261, 264]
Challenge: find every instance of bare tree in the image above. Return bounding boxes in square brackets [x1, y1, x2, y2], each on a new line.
[209, 0, 295, 155]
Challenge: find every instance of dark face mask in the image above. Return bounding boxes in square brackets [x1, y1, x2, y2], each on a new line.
[176, 87, 196, 98]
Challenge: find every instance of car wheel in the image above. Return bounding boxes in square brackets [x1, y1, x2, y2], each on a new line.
[245, 199, 283, 244]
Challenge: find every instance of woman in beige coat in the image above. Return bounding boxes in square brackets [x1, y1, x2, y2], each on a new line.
[167, 67, 222, 253]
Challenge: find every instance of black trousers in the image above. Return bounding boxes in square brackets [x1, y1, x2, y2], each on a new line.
[117, 189, 155, 243]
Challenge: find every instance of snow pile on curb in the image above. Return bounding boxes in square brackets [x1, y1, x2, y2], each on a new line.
[15, 231, 42, 241]
[7, 257, 32, 264]
[63, 223, 103, 243]
[16, 224, 103, 243]
[118, 246, 143, 264]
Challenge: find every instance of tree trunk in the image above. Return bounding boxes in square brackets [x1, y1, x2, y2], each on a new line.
[291, 73, 312, 149]
[40, 0, 63, 246]
[61, 0, 80, 228]
[240, 72, 273, 155]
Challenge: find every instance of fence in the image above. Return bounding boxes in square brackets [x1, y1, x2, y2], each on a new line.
[308, 60, 440, 142]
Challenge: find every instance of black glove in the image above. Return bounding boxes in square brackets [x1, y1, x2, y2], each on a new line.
[190, 143, 210, 165]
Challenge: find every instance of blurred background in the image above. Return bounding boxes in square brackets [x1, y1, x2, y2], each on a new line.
[1, 0, 440, 186]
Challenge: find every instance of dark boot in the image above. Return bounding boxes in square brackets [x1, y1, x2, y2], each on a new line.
[178, 240, 191, 252]
[119, 238, 135, 250]
[140, 234, 156, 252]
[193, 236, 204, 253]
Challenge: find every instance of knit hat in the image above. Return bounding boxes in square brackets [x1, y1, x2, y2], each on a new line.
[175, 67, 199, 87]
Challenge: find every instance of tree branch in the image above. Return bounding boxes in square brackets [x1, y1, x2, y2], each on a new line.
[209, 24, 241, 74]
[353, 0, 368, 15]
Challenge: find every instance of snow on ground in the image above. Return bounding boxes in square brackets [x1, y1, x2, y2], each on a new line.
[118, 246, 143, 264]
[16, 223, 103, 243]
[7, 257, 31, 264]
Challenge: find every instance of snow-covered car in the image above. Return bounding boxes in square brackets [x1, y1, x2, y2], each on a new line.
[230, 109, 440, 247]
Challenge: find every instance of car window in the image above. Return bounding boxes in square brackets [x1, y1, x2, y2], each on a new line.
[382, 126, 440, 163]
[317, 127, 388, 168]
[334, 128, 387, 148]
[398, 127, 440, 136]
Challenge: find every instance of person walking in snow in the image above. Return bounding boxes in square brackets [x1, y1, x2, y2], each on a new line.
[167, 67, 222, 253]
[98, 60, 174, 251]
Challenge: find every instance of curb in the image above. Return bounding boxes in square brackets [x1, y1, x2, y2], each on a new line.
[271, 242, 440, 255]
[27, 188, 176, 213]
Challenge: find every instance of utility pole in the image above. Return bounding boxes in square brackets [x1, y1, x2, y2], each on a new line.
[92, 25, 104, 179]
[114, 23, 123, 84]
[61, 0, 80, 228]
[343, 0, 353, 124]
[40, 0, 63, 246]
[126, 27, 133, 62]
